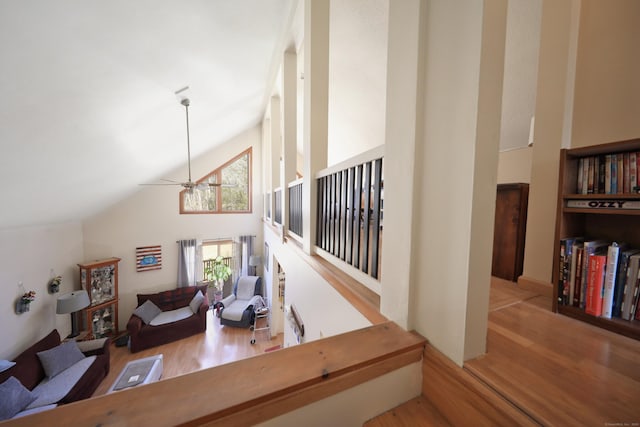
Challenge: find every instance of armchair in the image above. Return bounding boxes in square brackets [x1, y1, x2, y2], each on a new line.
[219, 276, 263, 328]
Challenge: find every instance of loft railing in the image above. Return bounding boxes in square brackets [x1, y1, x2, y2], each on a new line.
[316, 146, 384, 280]
[274, 188, 283, 225]
[288, 179, 303, 238]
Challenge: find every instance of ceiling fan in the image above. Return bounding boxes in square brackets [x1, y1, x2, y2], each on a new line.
[140, 89, 224, 192]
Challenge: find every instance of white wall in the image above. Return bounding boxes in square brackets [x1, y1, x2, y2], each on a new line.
[497, 147, 532, 184]
[410, 0, 506, 365]
[263, 227, 371, 348]
[0, 222, 84, 359]
[571, 0, 640, 147]
[327, 0, 389, 165]
[258, 362, 421, 427]
[82, 127, 263, 329]
[499, 0, 542, 151]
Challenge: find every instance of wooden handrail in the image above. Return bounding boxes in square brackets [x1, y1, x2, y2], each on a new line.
[4, 322, 425, 427]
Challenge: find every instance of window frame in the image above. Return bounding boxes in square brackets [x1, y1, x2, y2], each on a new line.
[179, 147, 252, 214]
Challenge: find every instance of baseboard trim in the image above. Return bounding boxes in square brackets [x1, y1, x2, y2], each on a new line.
[517, 275, 552, 298]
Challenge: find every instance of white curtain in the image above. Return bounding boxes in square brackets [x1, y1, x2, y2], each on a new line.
[177, 239, 198, 287]
[236, 235, 255, 277]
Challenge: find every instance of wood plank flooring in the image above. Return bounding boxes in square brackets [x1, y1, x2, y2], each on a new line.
[93, 309, 282, 396]
[467, 277, 640, 427]
[368, 277, 640, 426]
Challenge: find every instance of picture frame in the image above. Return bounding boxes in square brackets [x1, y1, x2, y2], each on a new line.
[264, 242, 270, 272]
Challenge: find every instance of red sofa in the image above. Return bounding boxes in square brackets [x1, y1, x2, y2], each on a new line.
[0, 330, 110, 407]
[127, 285, 209, 353]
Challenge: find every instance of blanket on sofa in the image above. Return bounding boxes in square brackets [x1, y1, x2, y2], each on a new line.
[26, 356, 96, 409]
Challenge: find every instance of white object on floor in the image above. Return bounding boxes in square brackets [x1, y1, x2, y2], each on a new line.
[107, 354, 163, 393]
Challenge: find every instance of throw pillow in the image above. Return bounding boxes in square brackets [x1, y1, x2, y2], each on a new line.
[134, 299, 162, 325]
[0, 360, 15, 373]
[0, 376, 37, 420]
[189, 290, 205, 314]
[36, 341, 85, 378]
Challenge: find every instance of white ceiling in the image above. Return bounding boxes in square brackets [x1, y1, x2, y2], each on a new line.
[0, 0, 293, 229]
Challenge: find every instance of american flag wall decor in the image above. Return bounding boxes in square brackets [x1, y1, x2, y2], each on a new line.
[136, 245, 162, 272]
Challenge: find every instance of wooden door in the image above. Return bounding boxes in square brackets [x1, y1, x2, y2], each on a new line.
[492, 183, 529, 281]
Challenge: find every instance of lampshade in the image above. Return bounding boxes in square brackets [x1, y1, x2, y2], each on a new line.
[56, 290, 90, 314]
[249, 255, 262, 267]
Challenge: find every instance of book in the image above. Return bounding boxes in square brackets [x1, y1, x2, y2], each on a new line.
[630, 280, 640, 322]
[612, 249, 640, 317]
[566, 200, 640, 210]
[569, 238, 584, 306]
[583, 157, 590, 194]
[631, 152, 637, 193]
[623, 152, 630, 193]
[585, 254, 607, 316]
[580, 240, 608, 309]
[611, 154, 618, 194]
[617, 154, 624, 194]
[636, 151, 640, 192]
[598, 155, 606, 194]
[577, 157, 584, 194]
[559, 237, 582, 305]
[573, 245, 584, 307]
[605, 154, 612, 194]
[587, 157, 595, 194]
[601, 243, 622, 318]
[621, 254, 640, 320]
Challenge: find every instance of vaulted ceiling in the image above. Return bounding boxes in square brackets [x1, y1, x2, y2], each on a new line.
[0, 0, 293, 229]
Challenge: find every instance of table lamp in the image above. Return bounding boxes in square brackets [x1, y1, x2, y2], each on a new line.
[56, 290, 90, 338]
[249, 255, 262, 276]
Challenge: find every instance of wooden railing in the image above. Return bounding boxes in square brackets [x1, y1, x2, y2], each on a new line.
[274, 188, 283, 225]
[288, 179, 304, 237]
[316, 146, 384, 280]
[11, 322, 424, 426]
[202, 256, 233, 272]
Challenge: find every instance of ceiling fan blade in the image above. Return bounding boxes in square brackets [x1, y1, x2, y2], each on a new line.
[139, 183, 182, 186]
[159, 178, 180, 183]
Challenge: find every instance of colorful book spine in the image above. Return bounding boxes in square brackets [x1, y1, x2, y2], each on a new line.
[636, 151, 640, 192]
[580, 241, 608, 309]
[566, 200, 640, 210]
[617, 154, 624, 194]
[621, 254, 640, 320]
[586, 255, 607, 316]
[612, 249, 640, 317]
[573, 246, 584, 307]
[623, 153, 630, 193]
[577, 158, 584, 194]
[569, 240, 584, 306]
[559, 238, 580, 305]
[630, 152, 637, 193]
[601, 243, 621, 319]
[598, 155, 606, 194]
[605, 155, 612, 194]
[587, 157, 595, 194]
[611, 154, 618, 194]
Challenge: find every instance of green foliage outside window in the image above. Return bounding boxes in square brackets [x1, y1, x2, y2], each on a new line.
[180, 148, 252, 214]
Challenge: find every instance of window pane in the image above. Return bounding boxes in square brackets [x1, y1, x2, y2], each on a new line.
[182, 176, 217, 212]
[221, 153, 249, 211]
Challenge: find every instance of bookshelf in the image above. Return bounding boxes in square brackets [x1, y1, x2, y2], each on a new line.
[552, 138, 640, 341]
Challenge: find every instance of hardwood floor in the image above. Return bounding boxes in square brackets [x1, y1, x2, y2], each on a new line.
[93, 309, 283, 396]
[368, 277, 640, 426]
[467, 277, 640, 427]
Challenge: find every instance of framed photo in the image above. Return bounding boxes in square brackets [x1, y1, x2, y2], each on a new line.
[264, 242, 270, 272]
